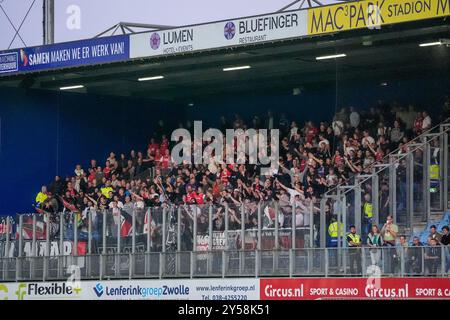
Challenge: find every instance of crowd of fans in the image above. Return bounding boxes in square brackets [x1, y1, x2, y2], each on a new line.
[28, 98, 450, 253]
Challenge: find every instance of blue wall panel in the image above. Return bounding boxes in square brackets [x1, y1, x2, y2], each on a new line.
[0, 88, 181, 215]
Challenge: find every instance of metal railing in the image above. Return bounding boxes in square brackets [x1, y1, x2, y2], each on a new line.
[0, 200, 316, 257]
[0, 246, 448, 281]
[319, 120, 450, 247]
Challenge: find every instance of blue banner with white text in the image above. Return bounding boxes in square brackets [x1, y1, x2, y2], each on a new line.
[0, 35, 130, 75]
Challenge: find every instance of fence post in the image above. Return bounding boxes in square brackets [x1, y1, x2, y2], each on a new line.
[99, 254, 103, 281]
[129, 253, 133, 280]
[438, 132, 445, 211]
[102, 210, 107, 255]
[441, 129, 448, 211]
[291, 204, 295, 250]
[147, 208, 152, 253]
[240, 204, 245, 251]
[17, 215, 23, 281]
[224, 204, 229, 250]
[74, 213, 78, 257]
[388, 160, 397, 225]
[177, 207, 181, 252]
[421, 247, 425, 276]
[424, 140, 431, 222]
[190, 251, 194, 279]
[59, 212, 64, 279]
[355, 185, 362, 237]
[319, 198, 326, 248]
[442, 246, 446, 277]
[18, 215, 23, 258]
[44, 213, 50, 281]
[88, 210, 92, 255]
[208, 205, 213, 275]
[361, 246, 366, 277]
[274, 202, 279, 250]
[116, 210, 120, 256]
[31, 214, 36, 279]
[5, 216, 10, 258]
[159, 252, 163, 279]
[222, 250, 226, 278]
[73, 213, 79, 280]
[400, 247, 405, 277]
[132, 209, 136, 255]
[255, 249, 259, 278]
[32, 214, 37, 256]
[406, 153, 414, 230]
[177, 207, 182, 276]
[324, 248, 329, 277]
[309, 201, 314, 248]
[372, 170, 380, 225]
[87, 210, 92, 279]
[289, 249, 293, 277]
[258, 203, 262, 250]
[115, 211, 120, 278]
[162, 207, 166, 253]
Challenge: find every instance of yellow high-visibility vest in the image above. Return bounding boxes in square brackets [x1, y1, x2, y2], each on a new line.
[347, 233, 361, 245]
[430, 164, 440, 180]
[101, 187, 113, 198]
[363, 202, 373, 218]
[328, 221, 343, 238]
[35, 192, 48, 204]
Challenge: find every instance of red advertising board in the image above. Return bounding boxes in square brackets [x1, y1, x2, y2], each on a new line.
[260, 278, 450, 300]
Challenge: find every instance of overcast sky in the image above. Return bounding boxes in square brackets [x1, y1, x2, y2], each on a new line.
[1, 0, 342, 50]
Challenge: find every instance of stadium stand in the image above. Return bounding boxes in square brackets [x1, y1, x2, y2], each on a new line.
[30, 102, 441, 237]
[0, 95, 449, 281]
[0, 0, 449, 284]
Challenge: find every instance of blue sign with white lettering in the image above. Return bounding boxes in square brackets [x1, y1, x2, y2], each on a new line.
[0, 35, 129, 75]
[0, 52, 19, 74]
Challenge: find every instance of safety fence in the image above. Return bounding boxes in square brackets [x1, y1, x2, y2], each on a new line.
[0, 246, 448, 282]
[0, 200, 315, 257]
[319, 121, 450, 247]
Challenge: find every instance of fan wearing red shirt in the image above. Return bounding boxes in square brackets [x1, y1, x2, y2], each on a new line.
[88, 168, 96, 183]
[306, 121, 318, 143]
[103, 160, 111, 178]
[154, 149, 162, 168]
[160, 135, 169, 154]
[333, 150, 343, 166]
[413, 113, 423, 135]
[148, 138, 159, 157]
[185, 185, 198, 204]
[219, 164, 231, 185]
[66, 182, 76, 197]
[160, 149, 171, 169]
[194, 187, 206, 205]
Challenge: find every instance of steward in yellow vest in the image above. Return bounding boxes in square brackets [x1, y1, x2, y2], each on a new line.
[347, 226, 361, 247]
[347, 225, 362, 274]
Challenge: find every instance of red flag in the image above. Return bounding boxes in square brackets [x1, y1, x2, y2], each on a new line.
[60, 196, 77, 212]
[77, 241, 87, 255]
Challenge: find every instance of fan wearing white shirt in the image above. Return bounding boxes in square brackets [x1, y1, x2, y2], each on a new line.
[361, 130, 375, 148]
[422, 111, 432, 131]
